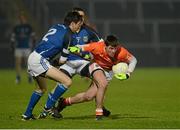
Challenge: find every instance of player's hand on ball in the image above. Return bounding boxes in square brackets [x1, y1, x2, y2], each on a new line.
[114, 73, 130, 80]
[68, 46, 80, 53]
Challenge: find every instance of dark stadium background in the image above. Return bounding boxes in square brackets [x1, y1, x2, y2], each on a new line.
[0, 0, 179, 68]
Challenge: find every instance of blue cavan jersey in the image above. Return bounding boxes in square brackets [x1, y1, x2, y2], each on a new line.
[12, 24, 33, 48]
[35, 24, 73, 61]
[68, 25, 102, 61]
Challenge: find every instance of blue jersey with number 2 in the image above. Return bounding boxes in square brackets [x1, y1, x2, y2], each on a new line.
[35, 24, 73, 61]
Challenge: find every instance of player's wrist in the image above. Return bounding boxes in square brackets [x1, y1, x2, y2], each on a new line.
[126, 72, 130, 77]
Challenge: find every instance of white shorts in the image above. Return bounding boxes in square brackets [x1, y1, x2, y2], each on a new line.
[15, 48, 31, 58]
[104, 70, 113, 81]
[89, 63, 113, 81]
[60, 60, 113, 81]
[60, 60, 90, 77]
[27, 51, 52, 77]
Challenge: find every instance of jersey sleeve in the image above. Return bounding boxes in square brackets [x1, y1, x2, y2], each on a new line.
[79, 42, 100, 52]
[117, 47, 137, 73]
[59, 29, 72, 62]
[117, 47, 133, 62]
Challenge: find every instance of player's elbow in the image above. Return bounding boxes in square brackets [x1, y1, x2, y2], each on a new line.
[128, 56, 137, 73]
[133, 56, 137, 65]
[59, 60, 66, 65]
[59, 56, 67, 65]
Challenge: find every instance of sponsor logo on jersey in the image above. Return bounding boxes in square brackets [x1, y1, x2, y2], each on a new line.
[83, 36, 88, 42]
[76, 37, 81, 43]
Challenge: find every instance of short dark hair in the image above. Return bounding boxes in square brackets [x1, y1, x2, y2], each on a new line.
[105, 35, 120, 47]
[64, 11, 82, 25]
[72, 7, 85, 13]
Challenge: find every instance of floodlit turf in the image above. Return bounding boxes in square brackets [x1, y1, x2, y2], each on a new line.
[0, 68, 180, 129]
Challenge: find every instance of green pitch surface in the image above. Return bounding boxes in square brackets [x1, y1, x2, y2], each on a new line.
[0, 68, 180, 129]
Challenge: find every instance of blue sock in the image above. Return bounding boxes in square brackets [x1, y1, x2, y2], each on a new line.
[24, 91, 43, 117]
[45, 84, 67, 109]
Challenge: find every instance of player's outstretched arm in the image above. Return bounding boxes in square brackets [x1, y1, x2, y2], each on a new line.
[68, 46, 81, 53]
[68, 46, 92, 61]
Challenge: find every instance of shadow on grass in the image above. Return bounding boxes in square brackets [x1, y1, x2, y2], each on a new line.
[62, 113, 152, 120]
[110, 113, 152, 120]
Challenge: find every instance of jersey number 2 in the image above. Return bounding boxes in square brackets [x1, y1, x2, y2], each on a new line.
[42, 28, 57, 42]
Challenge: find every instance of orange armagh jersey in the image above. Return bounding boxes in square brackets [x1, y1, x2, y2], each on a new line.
[81, 41, 133, 71]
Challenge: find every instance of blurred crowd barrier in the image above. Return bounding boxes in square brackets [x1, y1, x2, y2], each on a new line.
[0, 0, 179, 68]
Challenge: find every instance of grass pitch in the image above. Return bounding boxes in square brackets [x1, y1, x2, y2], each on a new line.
[0, 68, 180, 129]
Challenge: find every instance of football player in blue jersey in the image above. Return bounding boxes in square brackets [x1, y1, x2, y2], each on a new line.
[37, 7, 103, 120]
[21, 11, 83, 120]
[59, 7, 102, 76]
[10, 12, 36, 84]
[52, 7, 111, 119]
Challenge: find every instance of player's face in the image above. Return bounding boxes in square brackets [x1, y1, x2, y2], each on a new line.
[70, 21, 83, 32]
[106, 45, 117, 58]
[19, 15, 27, 24]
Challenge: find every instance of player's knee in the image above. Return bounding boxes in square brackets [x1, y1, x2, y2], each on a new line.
[84, 96, 94, 101]
[104, 80, 108, 88]
[62, 78, 72, 87]
[98, 80, 108, 89]
[84, 94, 94, 101]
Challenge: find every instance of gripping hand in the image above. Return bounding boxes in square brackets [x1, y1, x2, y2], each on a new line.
[114, 73, 130, 80]
[82, 53, 91, 60]
[68, 46, 80, 53]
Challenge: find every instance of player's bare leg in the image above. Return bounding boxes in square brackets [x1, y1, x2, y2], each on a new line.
[22, 76, 47, 120]
[34, 76, 47, 93]
[45, 66, 72, 87]
[55, 70, 108, 119]
[68, 82, 97, 103]
[92, 70, 108, 120]
[55, 80, 111, 117]
[38, 66, 72, 119]
[55, 81, 97, 113]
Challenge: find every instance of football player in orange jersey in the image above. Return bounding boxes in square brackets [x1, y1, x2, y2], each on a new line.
[55, 35, 137, 120]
